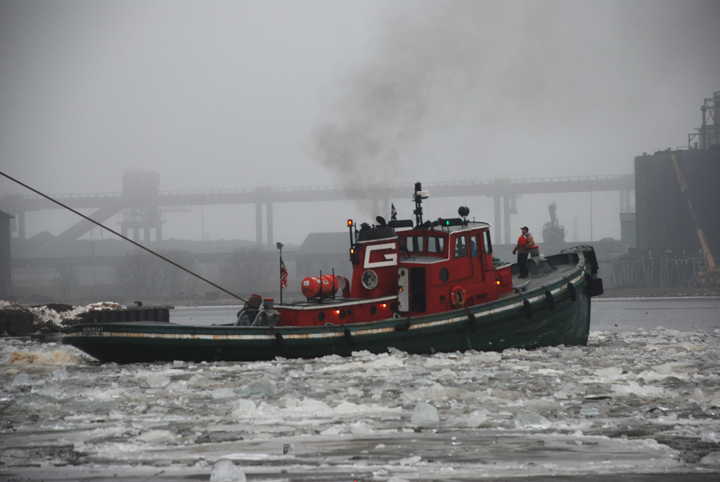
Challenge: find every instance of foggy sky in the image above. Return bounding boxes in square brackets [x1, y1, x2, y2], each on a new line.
[1, 0, 719, 244]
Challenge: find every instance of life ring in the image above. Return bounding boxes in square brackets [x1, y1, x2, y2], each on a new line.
[450, 286, 466, 308]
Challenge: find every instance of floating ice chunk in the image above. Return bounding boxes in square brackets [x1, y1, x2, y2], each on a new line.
[231, 399, 256, 418]
[12, 372, 30, 386]
[691, 388, 710, 402]
[562, 347, 585, 357]
[51, 367, 68, 381]
[612, 381, 664, 398]
[165, 381, 188, 392]
[320, 426, 341, 436]
[210, 459, 246, 482]
[580, 406, 600, 417]
[212, 388, 235, 399]
[134, 429, 179, 444]
[364, 353, 406, 369]
[240, 379, 277, 398]
[700, 451, 720, 466]
[514, 410, 551, 430]
[189, 374, 215, 387]
[350, 421, 373, 434]
[108, 409, 125, 421]
[411, 401, 439, 427]
[595, 366, 623, 380]
[535, 368, 565, 376]
[640, 370, 688, 382]
[402, 383, 471, 402]
[465, 408, 489, 427]
[350, 350, 374, 358]
[471, 351, 502, 363]
[701, 430, 720, 444]
[388, 478, 411, 482]
[346, 387, 363, 397]
[398, 455, 422, 465]
[653, 361, 698, 375]
[435, 368, 457, 379]
[146, 373, 170, 388]
[334, 401, 362, 414]
[488, 388, 524, 401]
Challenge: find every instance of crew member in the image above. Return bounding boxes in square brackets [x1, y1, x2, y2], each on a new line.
[512, 226, 535, 278]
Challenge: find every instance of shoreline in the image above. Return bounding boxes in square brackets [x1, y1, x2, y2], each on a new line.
[599, 287, 720, 299]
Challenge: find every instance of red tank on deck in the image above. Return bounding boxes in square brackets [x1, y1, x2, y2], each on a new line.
[301, 274, 340, 299]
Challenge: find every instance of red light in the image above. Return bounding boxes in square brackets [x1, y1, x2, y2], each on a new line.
[347, 219, 353, 227]
[496, 280, 501, 285]
[381, 303, 387, 308]
[335, 310, 341, 315]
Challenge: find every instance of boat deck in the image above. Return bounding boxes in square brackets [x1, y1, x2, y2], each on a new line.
[502, 252, 583, 297]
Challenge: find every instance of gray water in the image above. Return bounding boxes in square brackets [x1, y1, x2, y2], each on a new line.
[1, 297, 719, 481]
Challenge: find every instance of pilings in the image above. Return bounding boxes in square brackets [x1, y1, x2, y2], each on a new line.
[607, 253, 703, 288]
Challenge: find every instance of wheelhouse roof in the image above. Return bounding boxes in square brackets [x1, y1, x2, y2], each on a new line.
[396, 220, 491, 236]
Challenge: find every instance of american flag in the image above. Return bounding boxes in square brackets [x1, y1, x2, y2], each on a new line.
[280, 259, 288, 289]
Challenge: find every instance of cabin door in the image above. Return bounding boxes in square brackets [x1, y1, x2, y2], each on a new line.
[410, 267, 426, 313]
[470, 234, 486, 282]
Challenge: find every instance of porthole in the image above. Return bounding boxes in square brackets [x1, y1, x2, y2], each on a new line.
[318, 312, 325, 322]
[370, 305, 377, 315]
[439, 268, 449, 282]
[362, 270, 379, 289]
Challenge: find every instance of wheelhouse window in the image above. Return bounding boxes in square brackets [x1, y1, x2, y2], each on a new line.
[427, 236, 444, 254]
[406, 236, 424, 253]
[454, 235, 468, 258]
[470, 235, 479, 257]
[483, 230, 493, 255]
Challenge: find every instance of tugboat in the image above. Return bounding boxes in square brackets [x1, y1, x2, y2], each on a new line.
[63, 183, 603, 363]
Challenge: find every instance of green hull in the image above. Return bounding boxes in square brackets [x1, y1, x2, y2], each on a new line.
[63, 257, 596, 364]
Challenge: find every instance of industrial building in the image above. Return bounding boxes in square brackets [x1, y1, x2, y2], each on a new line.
[635, 148, 720, 257]
[611, 91, 720, 289]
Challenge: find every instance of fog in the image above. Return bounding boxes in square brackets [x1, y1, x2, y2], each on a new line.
[1, 0, 719, 245]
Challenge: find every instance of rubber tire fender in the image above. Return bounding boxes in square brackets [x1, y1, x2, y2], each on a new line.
[544, 290, 556, 310]
[567, 282, 577, 302]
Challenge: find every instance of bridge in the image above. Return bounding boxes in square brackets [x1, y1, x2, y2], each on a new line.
[0, 174, 634, 255]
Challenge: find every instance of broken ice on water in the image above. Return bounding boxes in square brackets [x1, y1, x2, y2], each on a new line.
[1, 327, 720, 480]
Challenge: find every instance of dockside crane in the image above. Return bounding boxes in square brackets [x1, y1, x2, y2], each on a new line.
[671, 153, 720, 286]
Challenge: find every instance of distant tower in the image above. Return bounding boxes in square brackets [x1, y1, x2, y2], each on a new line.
[120, 170, 164, 242]
[542, 201, 566, 245]
[688, 91, 720, 149]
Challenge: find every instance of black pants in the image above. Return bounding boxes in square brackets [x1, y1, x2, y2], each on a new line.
[518, 253, 529, 277]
